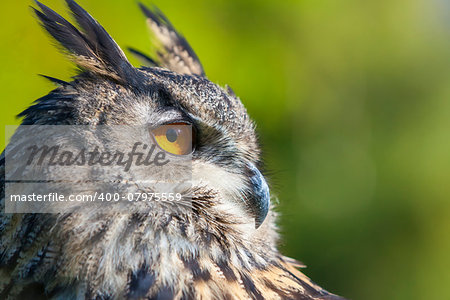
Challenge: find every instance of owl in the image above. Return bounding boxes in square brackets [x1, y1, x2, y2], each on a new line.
[0, 1, 345, 299]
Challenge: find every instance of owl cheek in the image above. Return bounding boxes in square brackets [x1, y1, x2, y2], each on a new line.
[247, 162, 270, 229]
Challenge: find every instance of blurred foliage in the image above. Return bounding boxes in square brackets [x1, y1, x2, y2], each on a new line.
[1, 0, 450, 299]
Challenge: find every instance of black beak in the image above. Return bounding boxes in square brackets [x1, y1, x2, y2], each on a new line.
[247, 163, 270, 229]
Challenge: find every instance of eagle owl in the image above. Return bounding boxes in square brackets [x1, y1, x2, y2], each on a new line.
[0, 1, 344, 299]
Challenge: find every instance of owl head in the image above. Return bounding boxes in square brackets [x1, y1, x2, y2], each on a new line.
[23, 0, 272, 237]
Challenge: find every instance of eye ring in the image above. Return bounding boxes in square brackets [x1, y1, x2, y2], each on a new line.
[150, 122, 196, 156]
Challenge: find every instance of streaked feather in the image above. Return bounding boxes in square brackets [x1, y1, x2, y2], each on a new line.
[137, 3, 206, 77]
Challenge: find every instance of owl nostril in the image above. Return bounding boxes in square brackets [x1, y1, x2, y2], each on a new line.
[246, 162, 270, 229]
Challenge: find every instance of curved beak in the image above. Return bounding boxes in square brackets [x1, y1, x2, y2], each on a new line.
[247, 162, 270, 229]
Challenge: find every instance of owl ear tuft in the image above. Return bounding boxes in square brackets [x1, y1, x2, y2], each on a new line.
[134, 3, 206, 77]
[33, 0, 135, 82]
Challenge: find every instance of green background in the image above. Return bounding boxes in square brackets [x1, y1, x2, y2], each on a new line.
[1, 0, 450, 299]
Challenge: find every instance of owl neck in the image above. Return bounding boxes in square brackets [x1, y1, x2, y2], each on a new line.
[50, 207, 280, 298]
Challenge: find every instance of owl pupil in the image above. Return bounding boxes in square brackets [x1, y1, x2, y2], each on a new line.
[166, 129, 178, 142]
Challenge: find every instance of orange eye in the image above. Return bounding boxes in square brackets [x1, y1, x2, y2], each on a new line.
[151, 123, 194, 156]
